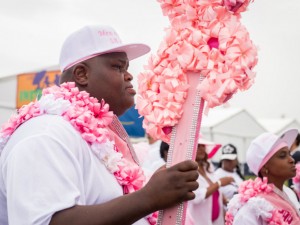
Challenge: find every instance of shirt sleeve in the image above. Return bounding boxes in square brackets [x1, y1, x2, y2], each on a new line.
[233, 203, 264, 225]
[191, 176, 208, 204]
[283, 185, 300, 210]
[3, 133, 83, 225]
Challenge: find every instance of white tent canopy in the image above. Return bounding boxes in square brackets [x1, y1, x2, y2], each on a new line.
[258, 118, 300, 134]
[201, 106, 267, 163]
[200, 106, 300, 171]
[0, 75, 17, 125]
[201, 107, 267, 138]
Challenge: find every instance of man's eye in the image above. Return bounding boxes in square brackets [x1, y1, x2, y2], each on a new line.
[113, 65, 123, 71]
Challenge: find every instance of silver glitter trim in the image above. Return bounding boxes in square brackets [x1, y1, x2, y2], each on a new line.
[176, 203, 184, 225]
[185, 75, 204, 160]
[166, 127, 177, 168]
[157, 209, 164, 225]
[109, 115, 140, 165]
[158, 75, 205, 225]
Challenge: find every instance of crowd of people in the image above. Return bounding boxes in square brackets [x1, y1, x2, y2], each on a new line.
[135, 129, 300, 225]
[0, 24, 300, 225]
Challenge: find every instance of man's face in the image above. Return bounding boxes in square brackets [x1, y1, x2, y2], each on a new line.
[85, 52, 135, 116]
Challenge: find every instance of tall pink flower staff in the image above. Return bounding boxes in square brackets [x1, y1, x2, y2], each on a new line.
[136, 0, 257, 224]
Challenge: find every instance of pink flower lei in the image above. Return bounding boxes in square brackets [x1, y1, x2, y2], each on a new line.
[136, 0, 257, 142]
[0, 82, 156, 224]
[226, 177, 286, 225]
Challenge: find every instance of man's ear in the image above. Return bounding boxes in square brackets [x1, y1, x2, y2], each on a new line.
[72, 63, 89, 86]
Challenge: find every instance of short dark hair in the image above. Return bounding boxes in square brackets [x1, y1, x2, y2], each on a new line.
[160, 141, 169, 158]
[295, 133, 300, 146]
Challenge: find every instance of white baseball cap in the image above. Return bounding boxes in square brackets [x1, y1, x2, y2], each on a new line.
[220, 144, 238, 160]
[246, 129, 298, 175]
[59, 25, 151, 72]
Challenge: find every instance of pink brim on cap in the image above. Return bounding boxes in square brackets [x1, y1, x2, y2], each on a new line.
[258, 141, 288, 173]
[63, 43, 150, 71]
[64, 53, 103, 71]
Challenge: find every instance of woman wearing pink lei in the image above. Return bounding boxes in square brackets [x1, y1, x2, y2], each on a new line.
[226, 129, 300, 225]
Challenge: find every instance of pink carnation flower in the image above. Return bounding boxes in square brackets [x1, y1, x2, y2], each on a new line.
[223, 0, 253, 14]
[147, 211, 158, 225]
[115, 161, 145, 194]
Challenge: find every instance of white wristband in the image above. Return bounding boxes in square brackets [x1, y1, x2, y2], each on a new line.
[217, 180, 222, 187]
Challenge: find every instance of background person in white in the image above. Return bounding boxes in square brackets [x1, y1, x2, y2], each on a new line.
[0, 25, 199, 225]
[133, 134, 163, 179]
[186, 136, 234, 225]
[215, 144, 244, 202]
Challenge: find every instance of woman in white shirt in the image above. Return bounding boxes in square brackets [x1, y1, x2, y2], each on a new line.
[215, 144, 245, 201]
[187, 136, 234, 225]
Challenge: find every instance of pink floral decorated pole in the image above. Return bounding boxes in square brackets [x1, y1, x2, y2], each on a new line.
[136, 0, 257, 224]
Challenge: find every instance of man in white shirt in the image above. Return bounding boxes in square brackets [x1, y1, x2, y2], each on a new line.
[0, 25, 199, 225]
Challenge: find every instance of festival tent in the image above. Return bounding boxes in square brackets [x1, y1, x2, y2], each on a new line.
[200, 106, 267, 165]
[0, 74, 17, 125]
[200, 106, 268, 175]
[200, 107, 300, 175]
[257, 118, 300, 134]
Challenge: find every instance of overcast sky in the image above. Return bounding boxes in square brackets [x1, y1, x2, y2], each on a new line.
[1, 0, 300, 122]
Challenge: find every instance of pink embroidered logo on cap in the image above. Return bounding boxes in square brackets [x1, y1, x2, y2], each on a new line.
[97, 30, 122, 44]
